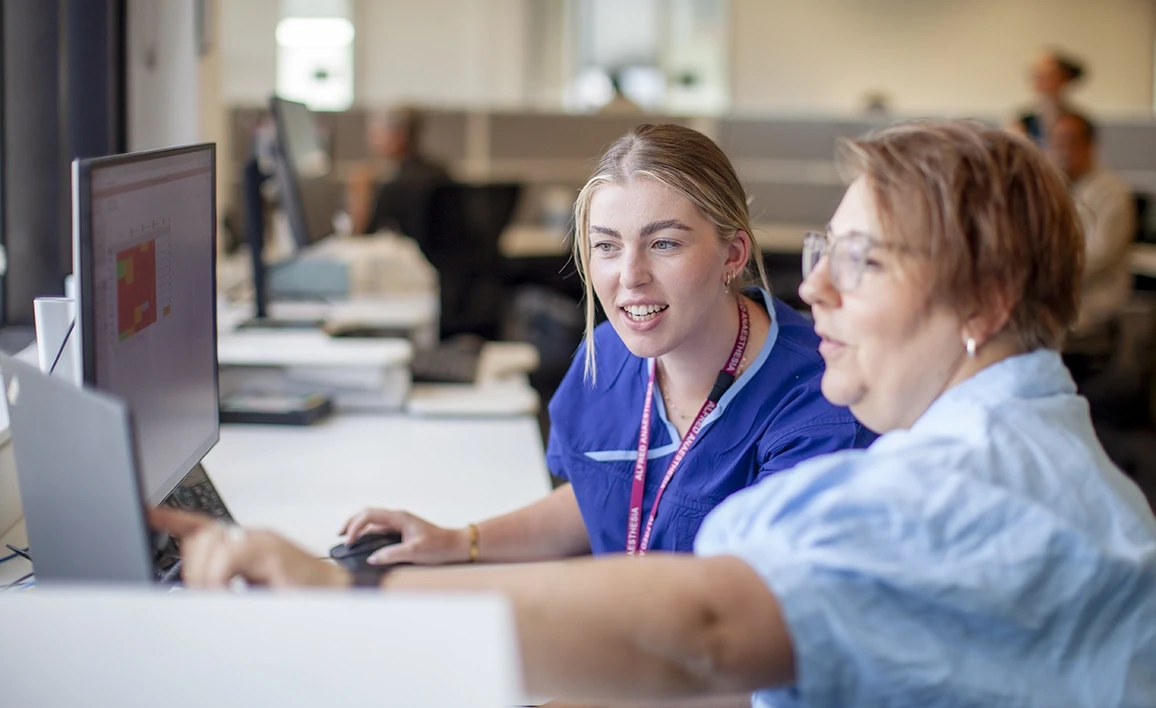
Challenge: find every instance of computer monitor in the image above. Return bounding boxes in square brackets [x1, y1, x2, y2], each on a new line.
[269, 95, 336, 250]
[239, 97, 337, 324]
[72, 144, 220, 507]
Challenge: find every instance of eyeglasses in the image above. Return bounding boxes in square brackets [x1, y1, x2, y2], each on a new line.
[802, 229, 914, 293]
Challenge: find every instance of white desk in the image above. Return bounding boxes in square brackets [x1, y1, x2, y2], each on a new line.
[1, 589, 524, 708]
[201, 414, 552, 558]
[0, 412, 551, 578]
[217, 294, 441, 350]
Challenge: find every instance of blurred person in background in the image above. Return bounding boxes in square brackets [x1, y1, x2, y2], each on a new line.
[1047, 110, 1136, 381]
[1012, 48, 1086, 148]
[346, 105, 450, 241]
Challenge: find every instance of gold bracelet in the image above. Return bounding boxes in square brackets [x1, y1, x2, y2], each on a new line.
[467, 523, 480, 563]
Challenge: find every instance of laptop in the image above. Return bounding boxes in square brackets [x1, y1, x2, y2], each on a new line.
[0, 353, 154, 586]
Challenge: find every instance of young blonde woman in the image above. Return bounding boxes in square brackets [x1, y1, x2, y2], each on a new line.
[338, 124, 872, 562]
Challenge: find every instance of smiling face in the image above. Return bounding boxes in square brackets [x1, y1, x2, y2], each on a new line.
[586, 178, 746, 360]
[799, 178, 970, 433]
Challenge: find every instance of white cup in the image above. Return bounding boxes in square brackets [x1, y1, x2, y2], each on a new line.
[33, 296, 81, 386]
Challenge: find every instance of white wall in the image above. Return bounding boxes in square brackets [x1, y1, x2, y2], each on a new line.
[356, 0, 527, 108]
[127, 0, 201, 150]
[218, 0, 279, 105]
[730, 0, 1156, 118]
[219, 0, 529, 108]
[216, 0, 1156, 117]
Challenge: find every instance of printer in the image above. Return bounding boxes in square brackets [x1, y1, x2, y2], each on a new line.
[217, 330, 414, 411]
[268, 233, 437, 302]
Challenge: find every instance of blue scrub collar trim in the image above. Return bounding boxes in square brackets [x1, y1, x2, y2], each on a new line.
[584, 289, 781, 462]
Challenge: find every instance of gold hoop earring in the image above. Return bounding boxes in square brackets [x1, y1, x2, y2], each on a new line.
[724, 271, 735, 290]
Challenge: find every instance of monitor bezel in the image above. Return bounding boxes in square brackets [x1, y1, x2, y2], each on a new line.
[73, 142, 220, 507]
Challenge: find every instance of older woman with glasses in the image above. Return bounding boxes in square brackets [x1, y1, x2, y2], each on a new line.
[155, 121, 1155, 708]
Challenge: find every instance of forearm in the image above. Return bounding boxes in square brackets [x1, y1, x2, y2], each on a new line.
[474, 484, 591, 563]
[384, 554, 793, 702]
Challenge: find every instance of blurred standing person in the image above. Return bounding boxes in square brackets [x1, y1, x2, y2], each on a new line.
[1048, 111, 1136, 379]
[1012, 48, 1086, 147]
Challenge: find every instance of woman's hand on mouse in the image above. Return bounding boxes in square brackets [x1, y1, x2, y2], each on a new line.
[151, 507, 351, 589]
[339, 508, 470, 566]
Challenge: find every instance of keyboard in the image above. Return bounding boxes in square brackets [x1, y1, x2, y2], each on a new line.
[236, 316, 324, 331]
[411, 336, 484, 384]
[164, 464, 234, 523]
[325, 323, 412, 339]
[156, 466, 233, 584]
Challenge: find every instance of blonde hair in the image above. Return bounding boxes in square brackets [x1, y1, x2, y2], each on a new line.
[571, 123, 770, 382]
[838, 119, 1083, 351]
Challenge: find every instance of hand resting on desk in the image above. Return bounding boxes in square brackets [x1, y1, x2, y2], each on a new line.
[339, 507, 470, 566]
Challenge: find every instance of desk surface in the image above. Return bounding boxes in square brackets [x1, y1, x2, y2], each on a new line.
[1, 589, 524, 708]
[202, 413, 552, 557]
[1, 413, 551, 579]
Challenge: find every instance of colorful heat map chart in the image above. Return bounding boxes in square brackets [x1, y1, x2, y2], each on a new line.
[116, 240, 170, 340]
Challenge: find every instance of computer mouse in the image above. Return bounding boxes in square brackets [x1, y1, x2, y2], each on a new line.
[329, 531, 403, 571]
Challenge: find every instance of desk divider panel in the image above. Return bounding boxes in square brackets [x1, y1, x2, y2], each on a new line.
[221, 106, 1156, 241]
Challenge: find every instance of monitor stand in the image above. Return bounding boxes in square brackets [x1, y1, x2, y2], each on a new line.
[242, 156, 325, 333]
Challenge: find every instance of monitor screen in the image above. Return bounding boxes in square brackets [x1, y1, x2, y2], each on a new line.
[269, 96, 337, 249]
[73, 144, 219, 507]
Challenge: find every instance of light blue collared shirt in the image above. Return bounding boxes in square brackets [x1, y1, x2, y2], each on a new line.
[696, 349, 1156, 707]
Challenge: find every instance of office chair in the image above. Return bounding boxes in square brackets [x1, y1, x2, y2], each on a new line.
[425, 182, 522, 339]
[1133, 192, 1152, 244]
[1079, 294, 1156, 512]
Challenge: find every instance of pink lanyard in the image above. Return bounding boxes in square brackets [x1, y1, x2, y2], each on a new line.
[626, 298, 750, 556]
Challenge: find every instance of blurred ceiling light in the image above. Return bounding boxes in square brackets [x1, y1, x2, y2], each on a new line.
[275, 17, 354, 49]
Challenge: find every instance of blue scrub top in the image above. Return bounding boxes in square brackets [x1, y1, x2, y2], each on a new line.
[546, 292, 875, 554]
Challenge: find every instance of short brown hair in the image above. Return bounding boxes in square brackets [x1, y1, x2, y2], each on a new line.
[370, 105, 424, 146]
[571, 123, 770, 381]
[838, 120, 1084, 351]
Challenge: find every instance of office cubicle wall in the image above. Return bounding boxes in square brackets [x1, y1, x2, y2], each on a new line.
[224, 106, 1156, 242]
[718, 118, 871, 226]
